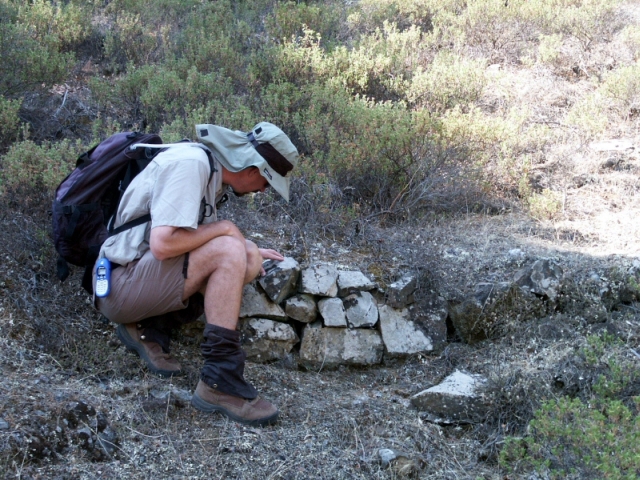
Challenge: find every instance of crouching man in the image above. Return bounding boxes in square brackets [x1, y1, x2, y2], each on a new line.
[94, 122, 298, 427]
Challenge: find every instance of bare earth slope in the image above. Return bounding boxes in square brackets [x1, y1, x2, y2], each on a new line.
[1, 181, 638, 479]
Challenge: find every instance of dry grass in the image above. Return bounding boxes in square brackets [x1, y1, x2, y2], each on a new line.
[1, 180, 638, 479]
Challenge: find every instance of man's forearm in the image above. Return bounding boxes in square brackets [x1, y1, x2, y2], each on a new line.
[149, 220, 244, 261]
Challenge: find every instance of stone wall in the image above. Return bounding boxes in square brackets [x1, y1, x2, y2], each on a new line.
[237, 258, 447, 368]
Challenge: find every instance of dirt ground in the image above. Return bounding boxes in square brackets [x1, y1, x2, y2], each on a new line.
[1, 161, 638, 479]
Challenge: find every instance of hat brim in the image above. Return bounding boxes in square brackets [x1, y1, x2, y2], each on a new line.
[196, 124, 291, 201]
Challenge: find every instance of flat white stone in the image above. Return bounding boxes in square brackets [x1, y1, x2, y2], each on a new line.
[318, 297, 347, 327]
[299, 326, 383, 368]
[300, 264, 339, 297]
[379, 305, 433, 355]
[239, 283, 286, 320]
[344, 291, 378, 328]
[337, 271, 376, 296]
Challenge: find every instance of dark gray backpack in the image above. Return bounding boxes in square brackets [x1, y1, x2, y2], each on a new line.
[52, 132, 164, 291]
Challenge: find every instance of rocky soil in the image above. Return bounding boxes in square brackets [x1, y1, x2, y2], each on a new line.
[1, 175, 639, 479]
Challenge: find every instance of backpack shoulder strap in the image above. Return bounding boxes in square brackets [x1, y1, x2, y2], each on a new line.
[130, 142, 216, 183]
[106, 143, 217, 240]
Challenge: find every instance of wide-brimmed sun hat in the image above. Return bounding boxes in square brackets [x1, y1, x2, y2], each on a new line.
[195, 122, 299, 201]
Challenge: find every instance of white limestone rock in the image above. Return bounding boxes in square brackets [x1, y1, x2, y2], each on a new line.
[258, 257, 301, 304]
[299, 324, 383, 368]
[239, 318, 299, 362]
[337, 270, 376, 297]
[387, 274, 417, 308]
[285, 294, 317, 323]
[410, 370, 490, 424]
[239, 283, 286, 321]
[343, 291, 378, 328]
[378, 305, 433, 355]
[317, 297, 347, 327]
[514, 259, 564, 302]
[300, 264, 339, 297]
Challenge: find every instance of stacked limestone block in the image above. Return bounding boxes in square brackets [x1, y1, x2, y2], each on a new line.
[238, 258, 446, 368]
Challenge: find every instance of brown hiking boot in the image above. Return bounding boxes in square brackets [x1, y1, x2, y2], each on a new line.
[191, 380, 278, 427]
[116, 323, 182, 377]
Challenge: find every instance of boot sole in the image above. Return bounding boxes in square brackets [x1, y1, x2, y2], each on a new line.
[116, 324, 182, 378]
[191, 392, 279, 427]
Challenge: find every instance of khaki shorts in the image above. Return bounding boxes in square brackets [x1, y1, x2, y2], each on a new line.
[94, 250, 189, 324]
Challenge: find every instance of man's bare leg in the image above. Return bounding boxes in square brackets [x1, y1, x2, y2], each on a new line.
[182, 236, 262, 329]
[184, 233, 278, 425]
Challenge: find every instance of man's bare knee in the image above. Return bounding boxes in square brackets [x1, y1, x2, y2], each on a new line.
[184, 236, 247, 298]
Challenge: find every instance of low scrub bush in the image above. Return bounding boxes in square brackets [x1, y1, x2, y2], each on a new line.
[350, 0, 444, 33]
[446, 0, 533, 59]
[300, 85, 420, 207]
[102, 11, 164, 69]
[438, 106, 526, 189]
[621, 25, 640, 61]
[537, 33, 564, 64]
[266, 1, 344, 45]
[273, 22, 430, 100]
[501, 334, 640, 478]
[501, 396, 640, 478]
[567, 62, 640, 137]
[526, 188, 563, 220]
[540, 0, 622, 51]
[407, 51, 486, 111]
[296, 84, 471, 215]
[92, 64, 238, 132]
[0, 96, 22, 148]
[0, 3, 74, 97]
[15, 0, 91, 51]
[0, 138, 81, 193]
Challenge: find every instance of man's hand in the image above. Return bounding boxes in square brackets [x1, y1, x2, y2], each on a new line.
[258, 248, 284, 276]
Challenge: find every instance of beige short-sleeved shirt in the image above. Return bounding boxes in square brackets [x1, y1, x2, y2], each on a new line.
[100, 144, 223, 265]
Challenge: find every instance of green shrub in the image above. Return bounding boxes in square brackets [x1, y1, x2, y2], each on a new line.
[0, 3, 74, 96]
[501, 334, 640, 478]
[541, 0, 621, 51]
[92, 64, 237, 132]
[621, 25, 640, 61]
[102, 11, 163, 68]
[0, 96, 22, 148]
[501, 397, 640, 478]
[537, 33, 563, 63]
[407, 51, 486, 111]
[0, 138, 81, 193]
[526, 188, 563, 220]
[274, 22, 429, 100]
[567, 63, 640, 137]
[446, 0, 531, 55]
[298, 84, 442, 211]
[255, 82, 306, 135]
[266, 1, 344, 45]
[600, 64, 640, 120]
[15, 0, 91, 50]
[349, 0, 440, 33]
[173, 25, 247, 87]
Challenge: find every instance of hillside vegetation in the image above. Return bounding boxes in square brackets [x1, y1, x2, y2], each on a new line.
[1, 0, 639, 478]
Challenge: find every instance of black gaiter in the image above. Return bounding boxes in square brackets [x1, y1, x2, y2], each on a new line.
[200, 323, 258, 400]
